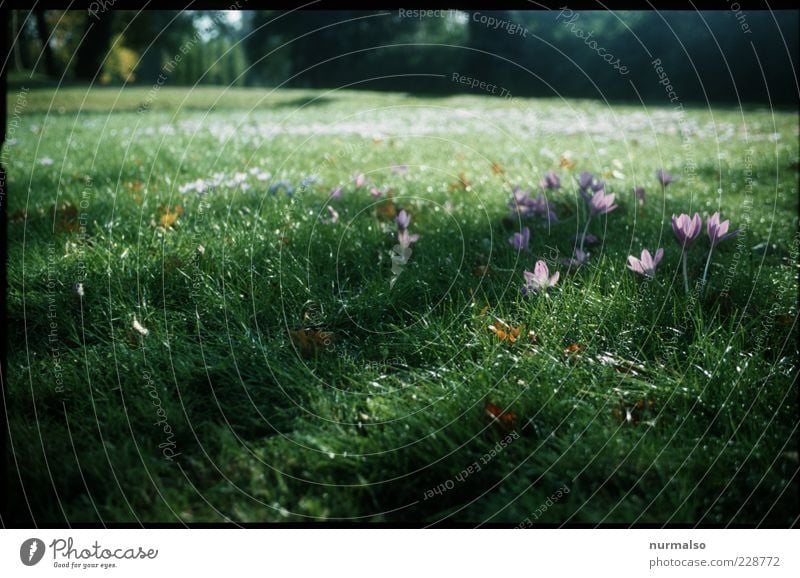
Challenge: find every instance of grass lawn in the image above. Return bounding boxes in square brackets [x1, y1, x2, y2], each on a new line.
[5, 86, 798, 524]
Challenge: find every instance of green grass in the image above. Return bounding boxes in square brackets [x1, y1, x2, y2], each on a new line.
[5, 86, 798, 524]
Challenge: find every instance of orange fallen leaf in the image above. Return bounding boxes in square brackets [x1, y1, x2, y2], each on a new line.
[159, 204, 184, 229]
[449, 172, 471, 192]
[10, 209, 27, 223]
[489, 320, 522, 343]
[375, 199, 397, 220]
[52, 202, 79, 233]
[613, 399, 654, 425]
[491, 161, 505, 175]
[564, 343, 582, 354]
[559, 156, 575, 169]
[289, 329, 334, 359]
[125, 330, 140, 348]
[485, 400, 517, 430]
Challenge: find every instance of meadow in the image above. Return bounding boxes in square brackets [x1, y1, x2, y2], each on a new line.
[5, 86, 798, 524]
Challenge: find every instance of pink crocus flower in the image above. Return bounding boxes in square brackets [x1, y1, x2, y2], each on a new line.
[588, 190, 618, 215]
[397, 229, 419, 249]
[522, 260, 559, 295]
[706, 211, 739, 247]
[627, 248, 664, 278]
[672, 212, 702, 293]
[701, 211, 740, 289]
[577, 190, 616, 256]
[671, 213, 702, 248]
[354, 172, 366, 188]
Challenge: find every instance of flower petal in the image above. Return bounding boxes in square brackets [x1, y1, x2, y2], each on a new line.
[640, 249, 653, 270]
[534, 260, 548, 280]
[627, 255, 644, 274]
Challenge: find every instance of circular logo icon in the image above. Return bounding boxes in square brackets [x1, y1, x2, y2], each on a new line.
[20, 538, 46, 566]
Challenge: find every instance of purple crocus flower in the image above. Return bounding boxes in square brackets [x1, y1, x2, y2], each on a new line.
[370, 186, 385, 198]
[656, 169, 677, 187]
[509, 187, 533, 209]
[391, 163, 408, 175]
[540, 171, 561, 190]
[507, 188, 555, 221]
[522, 260, 559, 295]
[508, 226, 530, 251]
[588, 190, 618, 215]
[529, 192, 551, 215]
[673, 212, 701, 293]
[627, 248, 664, 278]
[701, 211, 739, 289]
[578, 171, 594, 191]
[634, 186, 645, 203]
[396, 209, 411, 231]
[329, 186, 343, 200]
[579, 183, 604, 203]
[508, 187, 530, 210]
[671, 213, 702, 248]
[573, 233, 600, 247]
[561, 249, 589, 267]
[577, 171, 604, 199]
[706, 211, 739, 247]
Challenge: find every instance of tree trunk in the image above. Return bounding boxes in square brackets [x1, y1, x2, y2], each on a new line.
[11, 11, 25, 71]
[75, 12, 114, 80]
[33, 10, 59, 77]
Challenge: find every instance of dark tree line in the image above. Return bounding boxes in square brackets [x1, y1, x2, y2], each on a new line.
[241, 10, 798, 105]
[10, 9, 799, 104]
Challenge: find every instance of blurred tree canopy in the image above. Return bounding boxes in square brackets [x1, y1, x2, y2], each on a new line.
[8, 9, 798, 104]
